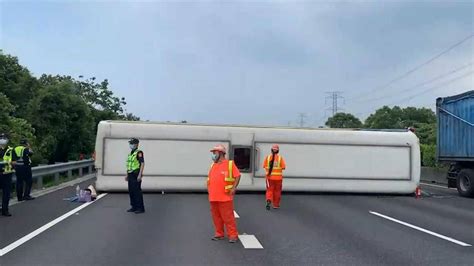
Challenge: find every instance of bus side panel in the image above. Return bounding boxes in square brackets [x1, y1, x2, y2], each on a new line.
[103, 138, 229, 176]
[255, 142, 411, 180]
[96, 138, 229, 191]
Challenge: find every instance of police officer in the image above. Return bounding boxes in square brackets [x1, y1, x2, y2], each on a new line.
[0, 133, 17, 217]
[125, 138, 145, 214]
[15, 139, 34, 201]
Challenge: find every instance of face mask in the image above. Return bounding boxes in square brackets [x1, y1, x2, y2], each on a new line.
[211, 153, 220, 162]
[0, 139, 8, 146]
[129, 144, 136, 150]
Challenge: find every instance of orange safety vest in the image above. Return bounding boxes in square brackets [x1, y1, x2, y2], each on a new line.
[265, 155, 283, 177]
[207, 160, 235, 193]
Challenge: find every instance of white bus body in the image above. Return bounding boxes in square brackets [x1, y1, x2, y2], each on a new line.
[94, 121, 420, 194]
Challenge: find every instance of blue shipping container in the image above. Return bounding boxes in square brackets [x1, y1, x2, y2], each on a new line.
[437, 90, 474, 161]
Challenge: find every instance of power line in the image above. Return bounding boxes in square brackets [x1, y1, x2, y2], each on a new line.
[350, 33, 474, 100]
[357, 70, 473, 118]
[325, 91, 344, 116]
[387, 70, 474, 106]
[354, 61, 473, 103]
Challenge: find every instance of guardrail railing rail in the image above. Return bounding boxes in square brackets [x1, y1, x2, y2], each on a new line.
[12, 159, 95, 189]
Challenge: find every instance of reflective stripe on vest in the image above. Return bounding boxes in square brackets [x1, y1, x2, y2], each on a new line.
[126, 150, 141, 173]
[2, 147, 14, 174]
[266, 155, 283, 176]
[207, 160, 235, 192]
[14, 146, 27, 164]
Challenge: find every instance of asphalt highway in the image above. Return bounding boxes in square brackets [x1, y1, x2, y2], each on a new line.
[1, 182, 473, 265]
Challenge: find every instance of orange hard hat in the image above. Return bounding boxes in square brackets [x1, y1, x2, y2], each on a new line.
[271, 144, 280, 151]
[210, 144, 227, 154]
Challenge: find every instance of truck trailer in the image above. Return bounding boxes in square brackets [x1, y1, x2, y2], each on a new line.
[437, 90, 474, 197]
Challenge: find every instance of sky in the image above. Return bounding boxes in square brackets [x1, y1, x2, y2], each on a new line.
[1, 0, 473, 127]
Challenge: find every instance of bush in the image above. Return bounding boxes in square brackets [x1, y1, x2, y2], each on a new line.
[421, 144, 437, 167]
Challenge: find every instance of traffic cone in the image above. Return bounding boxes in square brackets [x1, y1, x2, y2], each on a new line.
[415, 186, 421, 198]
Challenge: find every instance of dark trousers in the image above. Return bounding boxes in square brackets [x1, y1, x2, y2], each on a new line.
[1, 173, 12, 214]
[16, 166, 33, 200]
[128, 172, 144, 211]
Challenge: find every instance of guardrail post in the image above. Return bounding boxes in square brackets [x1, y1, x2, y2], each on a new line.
[68, 170, 72, 179]
[54, 173, 60, 184]
[79, 167, 83, 177]
[88, 165, 93, 174]
[37, 176, 43, 189]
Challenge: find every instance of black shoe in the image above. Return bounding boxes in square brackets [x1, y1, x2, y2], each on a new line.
[2, 212, 12, 217]
[266, 200, 271, 210]
[134, 209, 145, 214]
[25, 196, 35, 201]
[229, 238, 238, 243]
[211, 236, 225, 241]
[127, 208, 136, 212]
[17, 198, 24, 202]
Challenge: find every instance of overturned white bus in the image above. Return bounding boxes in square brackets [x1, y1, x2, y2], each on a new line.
[94, 121, 420, 194]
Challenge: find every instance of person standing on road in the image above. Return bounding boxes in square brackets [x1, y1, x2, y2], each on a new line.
[125, 138, 145, 214]
[15, 139, 35, 201]
[0, 133, 17, 217]
[263, 144, 286, 210]
[207, 144, 241, 243]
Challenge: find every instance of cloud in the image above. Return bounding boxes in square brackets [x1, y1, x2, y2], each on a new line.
[1, 1, 473, 125]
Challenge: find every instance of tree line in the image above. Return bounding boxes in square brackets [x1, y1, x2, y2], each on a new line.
[0, 51, 139, 165]
[325, 107, 437, 167]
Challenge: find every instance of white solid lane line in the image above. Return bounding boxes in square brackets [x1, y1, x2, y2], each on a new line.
[239, 234, 264, 249]
[370, 211, 471, 247]
[0, 193, 108, 257]
[234, 210, 240, 218]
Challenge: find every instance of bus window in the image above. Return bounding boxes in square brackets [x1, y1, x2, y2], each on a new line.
[232, 147, 252, 173]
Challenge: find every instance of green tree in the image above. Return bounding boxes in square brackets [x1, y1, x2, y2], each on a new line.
[73, 76, 125, 113]
[325, 113, 363, 128]
[365, 106, 435, 129]
[421, 144, 437, 167]
[123, 113, 141, 121]
[0, 92, 14, 133]
[29, 79, 95, 163]
[1, 51, 140, 163]
[34, 74, 139, 161]
[364, 106, 405, 129]
[365, 106, 437, 146]
[414, 123, 436, 145]
[0, 51, 39, 118]
[401, 106, 436, 125]
[0, 92, 36, 149]
[73, 76, 140, 128]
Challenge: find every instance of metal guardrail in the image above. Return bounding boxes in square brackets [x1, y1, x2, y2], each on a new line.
[13, 159, 95, 188]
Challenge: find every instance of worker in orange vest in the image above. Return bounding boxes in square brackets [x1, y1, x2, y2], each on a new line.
[207, 144, 241, 243]
[263, 144, 286, 210]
